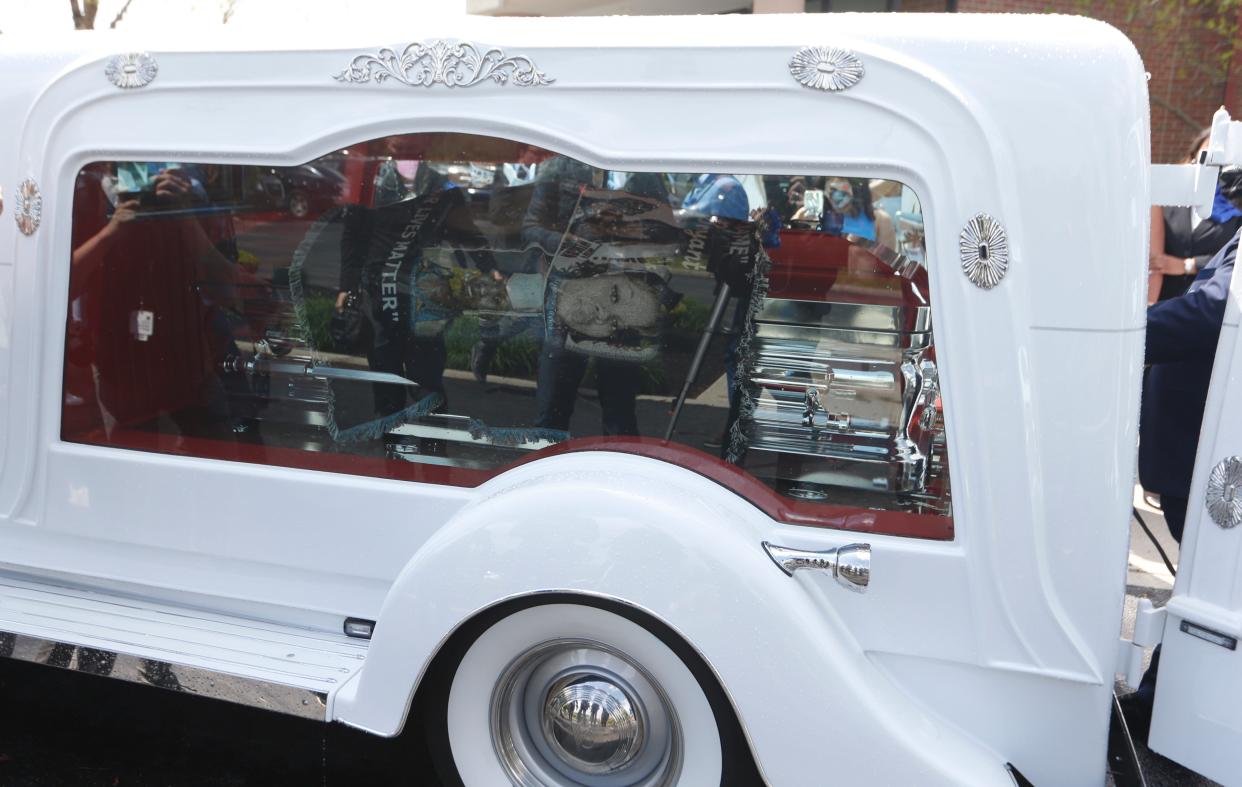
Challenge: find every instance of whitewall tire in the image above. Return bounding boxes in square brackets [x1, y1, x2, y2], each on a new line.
[445, 603, 724, 786]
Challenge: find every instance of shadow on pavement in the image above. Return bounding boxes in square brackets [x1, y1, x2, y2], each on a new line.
[0, 659, 440, 786]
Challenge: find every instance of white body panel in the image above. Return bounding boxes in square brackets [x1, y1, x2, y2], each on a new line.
[0, 14, 1150, 785]
[1148, 236, 1242, 785]
[339, 451, 1007, 785]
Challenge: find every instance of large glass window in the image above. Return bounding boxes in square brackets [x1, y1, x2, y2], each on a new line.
[63, 133, 950, 538]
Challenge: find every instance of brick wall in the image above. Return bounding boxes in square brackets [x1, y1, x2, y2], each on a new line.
[954, 0, 1241, 162]
[899, 0, 952, 10]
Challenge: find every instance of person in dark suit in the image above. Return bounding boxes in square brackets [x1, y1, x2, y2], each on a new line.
[1140, 167, 1242, 543]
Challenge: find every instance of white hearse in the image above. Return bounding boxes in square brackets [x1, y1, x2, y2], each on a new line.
[2, 11, 1242, 786]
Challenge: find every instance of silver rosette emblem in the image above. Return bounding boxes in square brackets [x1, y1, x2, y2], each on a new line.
[1206, 456, 1242, 529]
[15, 179, 41, 237]
[789, 46, 864, 92]
[105, 52, 158, 89]
[959, 213, 1009, 290]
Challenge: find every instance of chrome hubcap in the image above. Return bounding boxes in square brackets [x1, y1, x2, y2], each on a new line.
[542, 676, 644, 774]
[491, 639, 681, 786]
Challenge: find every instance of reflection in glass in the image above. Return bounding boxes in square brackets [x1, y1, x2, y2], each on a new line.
[63, 133, 951, 538]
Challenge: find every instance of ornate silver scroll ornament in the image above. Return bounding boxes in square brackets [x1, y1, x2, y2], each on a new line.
[105, 52, 158, 89]
[1206, 456, 1242, 529]
[959, 213, 1010, 290]
[334, 40, 553, 88]
[789, 46, 864, 92]
[15, 179, 41, 237]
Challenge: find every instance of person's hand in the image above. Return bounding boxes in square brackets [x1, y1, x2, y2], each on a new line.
[1149, 254, 1193, 276]
[750, 207, 778, 233]
[786, 181, 806, 208]
[152, 169, 193, 206]
[335, 291, 350, 314]
[104, 199, 140, 235]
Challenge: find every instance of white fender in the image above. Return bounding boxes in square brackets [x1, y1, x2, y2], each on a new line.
[333, 452, 1011, 785]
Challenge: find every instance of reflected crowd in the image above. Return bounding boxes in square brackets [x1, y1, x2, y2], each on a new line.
[62, 133, 951, 537]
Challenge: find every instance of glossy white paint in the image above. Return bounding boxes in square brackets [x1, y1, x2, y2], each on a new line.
[0, 262, 11, 482]
[343, 452, 1011, 785]
[0, 572, 366, 711]
[0, 14, 1152, 785]
[1148, 230, 1242, 784]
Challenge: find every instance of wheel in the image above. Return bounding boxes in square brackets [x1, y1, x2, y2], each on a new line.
[441, 603, 725, 786]
[287, 189, 310, 218]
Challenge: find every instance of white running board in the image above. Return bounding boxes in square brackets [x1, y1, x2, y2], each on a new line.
[0, 575, 367, 720]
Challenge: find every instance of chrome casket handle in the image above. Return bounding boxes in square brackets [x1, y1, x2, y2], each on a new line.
[762, 542, 870, 593]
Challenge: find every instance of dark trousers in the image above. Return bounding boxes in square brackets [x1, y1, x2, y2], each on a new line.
[1134, 494, 1188, 709]
[1161, 494, 1188, 544]
[369, 333, 447, 415]
[535, 340, 641, 436]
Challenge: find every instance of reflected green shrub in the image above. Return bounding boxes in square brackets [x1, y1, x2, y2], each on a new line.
[301, 294, 339, 353]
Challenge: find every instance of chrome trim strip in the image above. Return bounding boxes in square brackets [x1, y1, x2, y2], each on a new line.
[0, 630, 329, 721]
[757, 298, 931, 334]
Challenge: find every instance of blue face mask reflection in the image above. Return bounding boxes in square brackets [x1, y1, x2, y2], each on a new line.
[829, 189, 853, 211]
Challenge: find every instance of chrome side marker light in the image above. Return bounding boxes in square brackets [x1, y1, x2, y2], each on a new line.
[762, 542, 871, 593]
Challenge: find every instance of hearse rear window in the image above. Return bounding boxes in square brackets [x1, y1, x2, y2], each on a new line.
[63, 133, 950, 539]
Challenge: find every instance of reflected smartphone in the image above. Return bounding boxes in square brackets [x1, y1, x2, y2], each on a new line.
[802, 189, 824, 220]
[116, 190, 160, 209]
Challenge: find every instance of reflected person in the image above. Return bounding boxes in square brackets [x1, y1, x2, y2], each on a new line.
[523, 157, 674, 435]
[818, 177, 896, 250]
[69, 163, 247, 447]
[337, 164, 495, 430]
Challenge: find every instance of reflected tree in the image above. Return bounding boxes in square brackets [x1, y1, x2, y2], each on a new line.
[69, 0, 135, 29]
